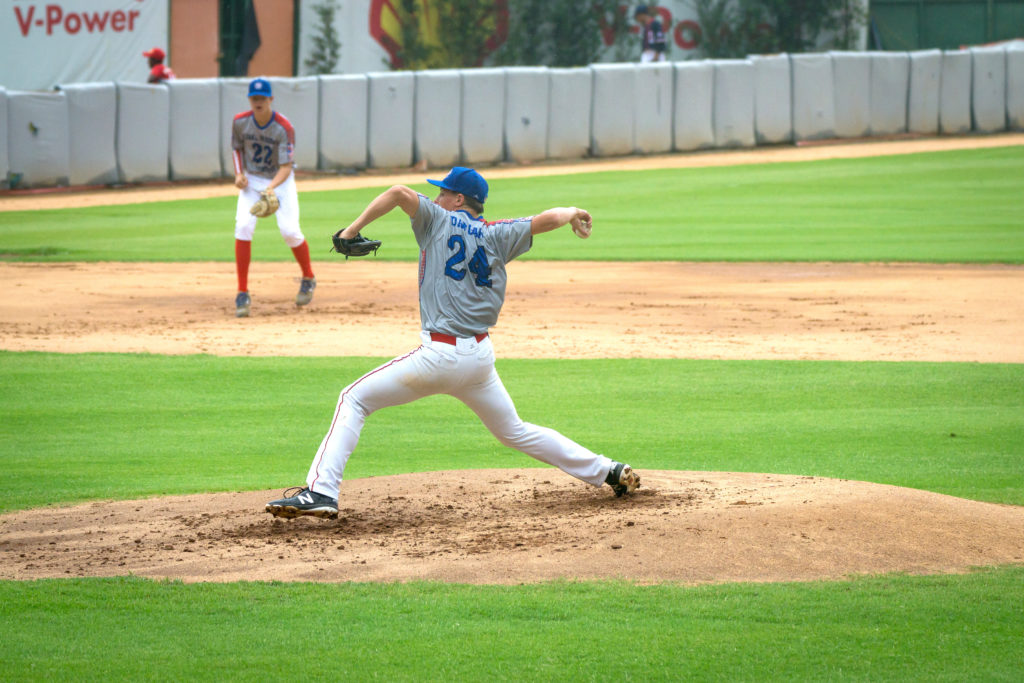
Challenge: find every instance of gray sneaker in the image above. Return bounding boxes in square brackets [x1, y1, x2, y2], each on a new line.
[296, 277, 316, 306]
[605, 462, 640, 497]
[265, 486, 338, 519]
[235, 291, 251, 318]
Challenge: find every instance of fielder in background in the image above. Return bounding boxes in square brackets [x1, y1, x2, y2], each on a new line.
[634, 5, 668, 62]
[266, 167, 641, 519]
[142, 47, 175, 84]
[231, 77, 316, 318]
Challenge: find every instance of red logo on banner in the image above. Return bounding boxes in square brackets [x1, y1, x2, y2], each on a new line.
[369, 0, 508, 68]
[14, 3, 144, 37]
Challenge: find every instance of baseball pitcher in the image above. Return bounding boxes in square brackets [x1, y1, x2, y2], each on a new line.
[266, 167, 640, 519]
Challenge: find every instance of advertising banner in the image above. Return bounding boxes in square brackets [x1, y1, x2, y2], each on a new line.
[1, 0, 168, 90]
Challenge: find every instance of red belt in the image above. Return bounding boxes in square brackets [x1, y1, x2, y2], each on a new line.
[430, 332, 488, 345]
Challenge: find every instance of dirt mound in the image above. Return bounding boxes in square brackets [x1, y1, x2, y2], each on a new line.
[2, 469, 1022, 584]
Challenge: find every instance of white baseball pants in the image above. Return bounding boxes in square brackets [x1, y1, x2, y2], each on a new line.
[234, 172, 305, 247]
[306, 332, 614, 499]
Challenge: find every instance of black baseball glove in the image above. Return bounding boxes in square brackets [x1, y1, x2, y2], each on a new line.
[331, 231, 382, 259]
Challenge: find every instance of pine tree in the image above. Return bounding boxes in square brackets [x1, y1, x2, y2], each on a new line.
[304, 0, 342, 74]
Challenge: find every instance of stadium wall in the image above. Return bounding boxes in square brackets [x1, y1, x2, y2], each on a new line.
[2, 44, 1019, 189]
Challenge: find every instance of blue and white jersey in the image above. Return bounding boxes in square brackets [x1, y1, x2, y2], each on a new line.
[411, 194, 533, 337]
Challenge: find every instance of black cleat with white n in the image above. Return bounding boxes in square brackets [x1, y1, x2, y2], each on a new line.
[606, 462, 640, 497]
[265, 486, 338, 519]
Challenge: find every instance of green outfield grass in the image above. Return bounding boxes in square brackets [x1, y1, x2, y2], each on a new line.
[2, 145, 1023, 680]
[1, 146, 1023, 263]
[1, 570, 1022, 680]
[2, 351, 1022, 513]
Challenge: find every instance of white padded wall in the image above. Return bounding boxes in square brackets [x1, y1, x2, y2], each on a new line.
[791, 53, 836, 141]
[116, 83, 169, 183]
[908, 50, 942, 134]
[940, 50, 972, 134]
[460, 68, 505, 165]
[505, 67, 550, 162]
[970, 46, 1007, 132]
[60, 83, 118, 186]
[634, 62, 674, 154]
[870, 51, 910, 135]
[167, 78, 221, 180]
[1008, 43, 1024, 130]
[367, 72, 414, 168]
[0, 88, 7, 188]
[750, 54, 792, 144]
[591, 64, 636, 156]
[414, 70, 461, 169]
[546, 68, 592, 159]
[831, 52, 871, 138]
[319, 74, 368, 169]
[219, 78, 250, 177]
[673, 61, 714, 150]
[712, 60, 755, 147]
[268, 77, 320, 170]
[7, 90, 70, 188]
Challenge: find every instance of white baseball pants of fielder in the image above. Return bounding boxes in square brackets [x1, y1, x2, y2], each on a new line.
[306, 332, 615, 499]
[234, 172, 305, 248]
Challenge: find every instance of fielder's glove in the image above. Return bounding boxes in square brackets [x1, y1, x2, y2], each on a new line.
[331, 231, 382, 259]
[249, 190, 280, 218]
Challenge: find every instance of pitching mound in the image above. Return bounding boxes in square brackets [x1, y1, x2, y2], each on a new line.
[2, 469, 1022, 584]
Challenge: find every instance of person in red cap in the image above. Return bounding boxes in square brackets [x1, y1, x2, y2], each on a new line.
[143, 47, 175, 84]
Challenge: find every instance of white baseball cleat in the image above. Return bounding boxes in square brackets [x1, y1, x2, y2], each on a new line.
[606, 462, 640, 497]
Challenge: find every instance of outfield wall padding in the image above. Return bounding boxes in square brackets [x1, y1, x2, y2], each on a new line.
[970, 46, 1007, 132]
[116, 83, 169, 183]
[0, 87, 7, 188]
[546, 68, 592, 159]
[869, 51, 910, 135]
[60, 83, 119, 186]
[318, 74, 368, 169]
[673, 61, 714, 150]
[1008, 42, 1024, 130]
[460, 68, 506, 165]
[831, 52, 871, 138]
[414, 70, 462, 169]
[367, 72, 414, 168]
[634, 62, 674, 154]
[505, 67, 550, 162]
[266, 77, 320, 171]
[167, 78, 222, 180]
[750, 54, 791, 144]
[6, 90, 70, 188]
[591, 64, 636, 156]
[939, 50, 972, 134]
[907, 49, 942, 134]
[712, 60, 755, 148]
[791, 53, 836, 141]
[218, 78, 251, 177]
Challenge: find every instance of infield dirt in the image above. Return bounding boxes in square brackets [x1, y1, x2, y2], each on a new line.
[2, 134, 1022, 584]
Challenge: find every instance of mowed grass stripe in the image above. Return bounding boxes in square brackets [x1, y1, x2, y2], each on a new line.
[1, 570, 1022, 680]
[1, 146, 1021, 263]
[1, 351, 1021, 512]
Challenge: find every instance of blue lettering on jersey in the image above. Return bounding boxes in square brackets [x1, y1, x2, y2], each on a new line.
[449, 214, 483, 238]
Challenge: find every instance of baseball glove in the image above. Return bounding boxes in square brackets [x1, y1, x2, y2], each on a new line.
[331, 231, 382, 259]
[249, 190, 280, 218]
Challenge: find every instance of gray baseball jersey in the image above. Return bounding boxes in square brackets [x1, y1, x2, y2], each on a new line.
[231, 110, 295, 179]
[411, 194, 533, 337]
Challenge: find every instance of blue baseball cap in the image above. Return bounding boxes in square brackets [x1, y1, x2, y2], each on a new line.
[248, 77, 272, 97]
[427, 167, 488, 204]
